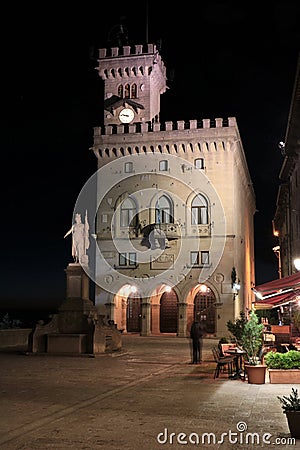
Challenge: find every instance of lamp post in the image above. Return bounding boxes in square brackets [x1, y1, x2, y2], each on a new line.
[273, 245, 282, 278]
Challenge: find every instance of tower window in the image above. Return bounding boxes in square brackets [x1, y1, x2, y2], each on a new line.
[191, 194, 208, 224]
[118, 85, 123, 98]
[125, 162, 133, 173]
[195, 158, 204, 169]
[131, 84, 137, 98]
[124, 84, 130, 98]
[159, 160, 168, 171]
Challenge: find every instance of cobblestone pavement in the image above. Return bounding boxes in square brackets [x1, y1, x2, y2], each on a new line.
[0, 335, 299, 449]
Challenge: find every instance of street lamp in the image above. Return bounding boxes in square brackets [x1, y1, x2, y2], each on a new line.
[273, 245, 282, 278]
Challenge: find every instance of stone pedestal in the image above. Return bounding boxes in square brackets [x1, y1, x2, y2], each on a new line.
[31, 263, 122, 355]
[47, 333, 86, 353]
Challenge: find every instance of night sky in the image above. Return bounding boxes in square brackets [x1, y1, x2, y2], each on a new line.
[2, 1, 300, 313]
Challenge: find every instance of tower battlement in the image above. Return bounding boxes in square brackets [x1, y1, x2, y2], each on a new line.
[99, 43, 158, 59]
[93, 117, 237, 138]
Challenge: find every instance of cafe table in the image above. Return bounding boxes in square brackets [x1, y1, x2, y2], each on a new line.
[225, 347, 247, 380]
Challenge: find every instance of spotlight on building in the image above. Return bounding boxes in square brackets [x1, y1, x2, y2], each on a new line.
[165, 285, 172, 293]
[130, 285, 137, 293]
[294, 258, 300, 271]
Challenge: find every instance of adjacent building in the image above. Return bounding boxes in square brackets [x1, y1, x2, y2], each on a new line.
[273, 55, 300, 277]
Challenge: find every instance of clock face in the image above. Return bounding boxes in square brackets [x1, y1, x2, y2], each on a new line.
[119, 108, 135, 123]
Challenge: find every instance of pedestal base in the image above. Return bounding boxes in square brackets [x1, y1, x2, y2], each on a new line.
[47, 333, 87, 354]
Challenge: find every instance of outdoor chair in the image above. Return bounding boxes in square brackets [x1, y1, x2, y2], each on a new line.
[212, 346, 234, 379]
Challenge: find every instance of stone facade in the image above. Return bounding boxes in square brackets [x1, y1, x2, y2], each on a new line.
[90, 43, 256, 337]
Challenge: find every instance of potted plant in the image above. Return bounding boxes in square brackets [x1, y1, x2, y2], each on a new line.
[277, 387, 300, 439]
[226, 311, 247, 345]
[265, 350, 300, 383]
[241, 310, 266, 384]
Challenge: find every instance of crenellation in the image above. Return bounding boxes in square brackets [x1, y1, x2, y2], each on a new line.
[98, 44, 158, 60]
[111, 47, 119, 57]
[94, 118, 233, 138]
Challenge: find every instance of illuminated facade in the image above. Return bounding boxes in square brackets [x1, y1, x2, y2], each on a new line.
[90, 43, 256, 337]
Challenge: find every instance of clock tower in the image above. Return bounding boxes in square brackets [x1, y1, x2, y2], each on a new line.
[96, 44, 167, 126]
[91, 41, 256, 339]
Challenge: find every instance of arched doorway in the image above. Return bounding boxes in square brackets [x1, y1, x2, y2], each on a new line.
[194, 287, 216, 334]
[127, 294, 141, 332]
[160, 290, 178, 333]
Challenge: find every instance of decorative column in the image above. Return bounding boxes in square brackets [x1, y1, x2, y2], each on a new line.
[140, 300, 151, 336]
[151, 303, 160, 334]
[177, 302, 188, 337]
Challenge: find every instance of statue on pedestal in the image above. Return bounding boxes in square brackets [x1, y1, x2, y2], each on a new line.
[64, 211, 90, 265]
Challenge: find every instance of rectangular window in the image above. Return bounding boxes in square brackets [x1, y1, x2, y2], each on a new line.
[119, 252, 137, 267]
[201, 251, 209, 265]
[125, 162, 133, 173]
[195, 158, 204, 169]
[190, 251, 209, 266]
[190, 251, 199, 265]
[159, 160, 168, 171]
[119, 253, 127, 266]
[102, 214, 108, 223]
[128, 252, 136, 266]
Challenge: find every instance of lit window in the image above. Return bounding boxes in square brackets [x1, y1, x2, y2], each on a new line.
[195, 158, 204, 169]
[131, 84, 137, 98]
[118, 85, 123, 98]
[125, 162, 133, 173]
[159, 160, 168, 171]
[191, 194, 208, 224]
[124, 84, 130, 98]
[102, 214, 108, 223]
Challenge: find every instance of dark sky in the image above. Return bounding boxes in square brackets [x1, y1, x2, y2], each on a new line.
[2, 1, 300, 311]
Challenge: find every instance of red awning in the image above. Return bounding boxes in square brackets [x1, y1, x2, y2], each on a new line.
[254, 272, 300, 296]
[252, 272, 300, 308]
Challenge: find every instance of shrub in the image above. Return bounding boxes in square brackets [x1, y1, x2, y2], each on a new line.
[265, 350, 300, 369]
[278, 388, 300, 412]
[227, 311, 247, 344]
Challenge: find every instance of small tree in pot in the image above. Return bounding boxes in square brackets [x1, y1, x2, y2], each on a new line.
[241, 310, 266, 384]
[277, 387, 300, 439]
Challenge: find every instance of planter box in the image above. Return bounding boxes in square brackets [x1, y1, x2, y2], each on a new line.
[268, 369, 300, 384]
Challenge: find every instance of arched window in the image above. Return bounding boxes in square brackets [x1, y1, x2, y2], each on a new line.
[191, 194, 208, 224]
[120, 198, 137, 227]
[131, 83, 137, 98]
[155, 195, 173, 224]
[124, 84, 130, 98]
[118, 85, 123, 98]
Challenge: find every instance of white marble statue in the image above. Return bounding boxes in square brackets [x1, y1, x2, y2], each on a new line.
[64, 211, 90, 264]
